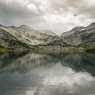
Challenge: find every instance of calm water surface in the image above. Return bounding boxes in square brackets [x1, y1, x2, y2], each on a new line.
[0, 52, 95, 95]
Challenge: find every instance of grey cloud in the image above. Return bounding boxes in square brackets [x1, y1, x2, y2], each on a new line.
[0, 0, 95, 34]
[0, 0, 45, 25]
[47, 0, 95, 19]
[0, 0, 94, 25]
[70, 0, 95, 14]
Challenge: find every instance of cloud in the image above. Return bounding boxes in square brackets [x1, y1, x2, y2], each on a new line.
[0, 0, 43, 25]
[0, 0, 95, 34]
[54, 0, 95, 18]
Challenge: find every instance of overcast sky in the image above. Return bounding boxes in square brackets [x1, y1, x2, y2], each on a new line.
[0, 0, 95, 35]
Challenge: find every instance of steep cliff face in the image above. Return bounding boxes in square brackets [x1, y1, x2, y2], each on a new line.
[61, 23, 95, 47]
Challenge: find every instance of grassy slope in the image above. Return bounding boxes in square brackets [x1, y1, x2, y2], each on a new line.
[0, 47, 9, 53]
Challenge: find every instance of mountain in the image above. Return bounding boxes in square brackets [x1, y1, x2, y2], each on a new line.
[9, 25, 66, 46]
[0, 26, 29, 50]
[0, 24, 66, 51]
[1, 22, 95, 54]
[61, 23, 95, 47]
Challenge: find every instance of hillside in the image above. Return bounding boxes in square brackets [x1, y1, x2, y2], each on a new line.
[61, 23, 95, 48]
[0, 24, 66, 52]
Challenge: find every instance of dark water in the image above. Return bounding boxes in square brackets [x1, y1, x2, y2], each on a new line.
[0, 52, 95, 95]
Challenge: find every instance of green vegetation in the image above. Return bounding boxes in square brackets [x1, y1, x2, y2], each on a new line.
[0, 47, 9, 53]
[85, 47, 95, 53]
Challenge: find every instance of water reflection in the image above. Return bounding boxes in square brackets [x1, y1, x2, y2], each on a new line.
[0, 52, 95, 95]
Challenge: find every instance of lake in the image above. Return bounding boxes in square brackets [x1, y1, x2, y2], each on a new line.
[0, 52, 95, 95]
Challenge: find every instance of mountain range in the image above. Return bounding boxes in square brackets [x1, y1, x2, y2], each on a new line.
[0, 22, 95, 53]
[61, 23, 95, 47]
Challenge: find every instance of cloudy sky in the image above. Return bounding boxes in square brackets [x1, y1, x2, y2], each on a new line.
[0, 0, 95, 34]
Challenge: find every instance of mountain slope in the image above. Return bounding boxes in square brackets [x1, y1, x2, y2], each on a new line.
[0, 26, 30, 50]
[61, 23, 95, 47]
[8, 25, 66, 46]
[0, 24, 66, 51]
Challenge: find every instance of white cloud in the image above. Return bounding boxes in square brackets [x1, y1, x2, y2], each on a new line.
[42, 12, 94, 35]
[0, 0, 95, 34]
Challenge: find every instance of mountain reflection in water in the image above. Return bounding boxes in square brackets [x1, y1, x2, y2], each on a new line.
[0, 52, 95, 95]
